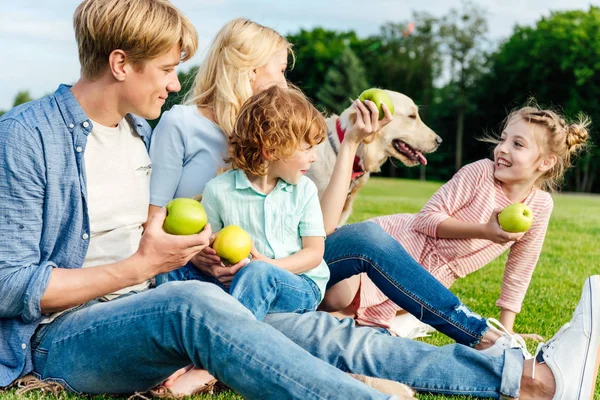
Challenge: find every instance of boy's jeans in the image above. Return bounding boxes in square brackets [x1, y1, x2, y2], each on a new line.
[31, 282, 522, 398]
[163, 260, 321, 320]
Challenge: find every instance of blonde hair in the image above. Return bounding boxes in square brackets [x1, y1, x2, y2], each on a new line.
[228, 86, 326, 176]
[74, 0, 198, 79]
[485, 100, 591, 192]
[188, 18, 293, 137]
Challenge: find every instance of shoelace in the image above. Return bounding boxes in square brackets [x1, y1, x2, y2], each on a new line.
[531, 342, 545, 380]
[487, 318, 533, 358]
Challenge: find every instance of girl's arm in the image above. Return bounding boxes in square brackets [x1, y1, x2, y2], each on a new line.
[321, 100, 393, 234]
[496, 196, 553, 320]
[251, 236, 324, 274]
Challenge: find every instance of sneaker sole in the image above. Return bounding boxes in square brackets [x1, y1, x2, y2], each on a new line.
[581, 275, 600, 400]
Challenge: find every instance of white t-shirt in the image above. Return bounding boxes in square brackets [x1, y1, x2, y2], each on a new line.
[41, 117, 151, 323]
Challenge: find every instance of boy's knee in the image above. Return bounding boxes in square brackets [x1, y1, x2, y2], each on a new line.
[155, 281, 241, 315]
[233, 261, 279, 284]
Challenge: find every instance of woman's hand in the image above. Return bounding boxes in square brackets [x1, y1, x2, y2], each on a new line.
[483, 209, 526, 244]
[342, 100, 393, 147]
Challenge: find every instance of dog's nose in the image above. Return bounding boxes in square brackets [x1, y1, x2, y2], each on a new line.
[435, 136, 443, 145]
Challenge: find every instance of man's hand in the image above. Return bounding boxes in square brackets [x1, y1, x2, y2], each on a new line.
[135, 207, 212, 279]
[483, 209, 525, 244]
[343, 100, 393, 146]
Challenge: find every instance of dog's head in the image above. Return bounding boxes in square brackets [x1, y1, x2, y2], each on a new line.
[340, 90, 442, 172]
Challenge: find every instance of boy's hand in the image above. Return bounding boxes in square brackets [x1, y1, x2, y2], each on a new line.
[190, 237, 249, 286]
[135, 207, 212, 278]
[483, 209, 526, 244]
[343, 100, 393, 146]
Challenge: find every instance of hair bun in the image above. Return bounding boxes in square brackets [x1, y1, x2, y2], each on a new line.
[566, 115, 591, 152]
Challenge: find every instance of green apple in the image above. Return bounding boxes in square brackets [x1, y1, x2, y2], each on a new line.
[358, 88, 395, 120]
[163, 198, 208, 235]
[212, 225, 252, 265]
[498, 203, 534, 233]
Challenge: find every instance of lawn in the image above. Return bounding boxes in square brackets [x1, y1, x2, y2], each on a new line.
[2, 177, 599, 400]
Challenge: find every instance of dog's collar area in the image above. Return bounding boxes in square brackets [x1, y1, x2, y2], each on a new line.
[332, 119, 365, 180]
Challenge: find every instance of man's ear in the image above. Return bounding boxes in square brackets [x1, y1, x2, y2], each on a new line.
[539, 153, 557, 172]
[108, 49, 128, 82]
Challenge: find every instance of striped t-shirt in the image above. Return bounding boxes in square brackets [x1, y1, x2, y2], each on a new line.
[357, 159, 553, 328]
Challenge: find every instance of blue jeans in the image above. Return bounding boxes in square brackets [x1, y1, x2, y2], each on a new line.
[32, 283, 523, 398]
[324, 221, 489, 346]
[31, 282, 389, 399]
[163, 260, 321, 320]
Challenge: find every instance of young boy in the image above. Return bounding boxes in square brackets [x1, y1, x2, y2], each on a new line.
[200, 86, 329, 320]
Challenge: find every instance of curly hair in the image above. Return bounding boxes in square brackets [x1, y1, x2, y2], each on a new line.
[228, 86, 326, 176]
[481, 99, 590, 192]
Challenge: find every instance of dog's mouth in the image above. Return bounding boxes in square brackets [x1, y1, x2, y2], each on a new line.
[392, 140, 428, 165]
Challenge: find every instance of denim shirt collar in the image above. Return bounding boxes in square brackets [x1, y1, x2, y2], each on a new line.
[53, 84, 152, 150]
[234, 168, 293, 193]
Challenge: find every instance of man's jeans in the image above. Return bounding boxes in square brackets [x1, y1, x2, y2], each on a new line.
[31, 282, 390, 399]
[324, 221, 490, 346]
[31, 282, 522, 398]
[164, 260, 321, 320]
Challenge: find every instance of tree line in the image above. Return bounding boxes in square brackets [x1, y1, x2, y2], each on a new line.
[3, 2, 598, 192]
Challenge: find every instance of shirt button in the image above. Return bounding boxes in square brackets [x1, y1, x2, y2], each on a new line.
[68, 123, 74, 129]
[82, 233, 89, 240]
[83, 121, 90, 128]
[76, 146, 83, 153]
[21, 343, 27, 350]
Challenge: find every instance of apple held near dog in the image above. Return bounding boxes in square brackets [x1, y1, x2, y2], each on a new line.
[212, 225, 252, 265]
[498, 203, 533, 233]
[358, 88, 395, 120]
[163, 198, 208, 235]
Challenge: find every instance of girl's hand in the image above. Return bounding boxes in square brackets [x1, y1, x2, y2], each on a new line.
[483, 209, 526, 244]
[517, 332, 544, 342]
[343, 100, 393, 147]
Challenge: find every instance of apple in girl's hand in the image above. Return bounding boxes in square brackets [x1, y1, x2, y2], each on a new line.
[358, 88, 395, 120]
[498, 203, 533, 233]
[212, 225, 252, 265]
[163, 198, 208, 235]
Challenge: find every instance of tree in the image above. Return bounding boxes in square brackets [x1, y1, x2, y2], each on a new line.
[472, 6, 600, 192]
[439, 1, 489, 171]
[13, 91, 33, 107]
[286, 28, 363, 102]
[316, 46, 369, 115]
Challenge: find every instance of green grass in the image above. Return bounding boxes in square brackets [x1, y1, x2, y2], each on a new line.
[2, 177, 599, 400]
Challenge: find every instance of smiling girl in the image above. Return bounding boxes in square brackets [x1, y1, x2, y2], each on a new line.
[322, 103, 590, 337]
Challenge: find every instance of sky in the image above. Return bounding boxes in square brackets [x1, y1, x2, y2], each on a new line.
[0, 0, 597, 110]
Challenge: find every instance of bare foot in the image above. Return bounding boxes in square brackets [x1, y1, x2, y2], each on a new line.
[519, 359, 555, 400]
[166, 367, 216, 396]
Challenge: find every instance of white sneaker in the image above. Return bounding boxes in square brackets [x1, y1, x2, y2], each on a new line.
[478, 318, 533, 359]
[533, 275, 600, 400]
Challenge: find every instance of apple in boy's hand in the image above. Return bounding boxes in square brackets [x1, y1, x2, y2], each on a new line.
[212, 225, 252, 265]
[498, 203, 533, 233]
[163, 198, 208, 235]
[358, 88, 395, 120]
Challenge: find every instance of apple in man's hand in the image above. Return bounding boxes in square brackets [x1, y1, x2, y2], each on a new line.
[358, 88, 395, 120]
[163, 198, 208, 235]
[498, 203, 533, 233]
[212, 225, 252, 265]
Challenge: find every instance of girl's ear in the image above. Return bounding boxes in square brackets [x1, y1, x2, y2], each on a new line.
[539, 153, 557, 172]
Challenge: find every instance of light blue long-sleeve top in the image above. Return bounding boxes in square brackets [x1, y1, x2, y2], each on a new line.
[149, 105, 228, 206]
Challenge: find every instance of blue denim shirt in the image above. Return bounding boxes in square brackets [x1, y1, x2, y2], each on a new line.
[0, 84, 151, 386]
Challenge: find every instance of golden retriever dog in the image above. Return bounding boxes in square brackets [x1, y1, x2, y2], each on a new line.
[306, 90, 442, 225]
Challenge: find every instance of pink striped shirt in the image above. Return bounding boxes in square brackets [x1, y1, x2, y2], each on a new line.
[355, 159, 553, 328]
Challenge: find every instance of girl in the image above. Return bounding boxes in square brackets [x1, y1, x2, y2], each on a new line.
[321, 104, 590, 336]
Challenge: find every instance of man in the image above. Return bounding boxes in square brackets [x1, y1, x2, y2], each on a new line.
[0, 1, 597, 399]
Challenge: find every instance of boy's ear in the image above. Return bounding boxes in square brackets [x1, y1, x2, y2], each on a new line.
[261, 147, 272, 161]
[108, 49, 128, 82]
[539, 153, 557, 172]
